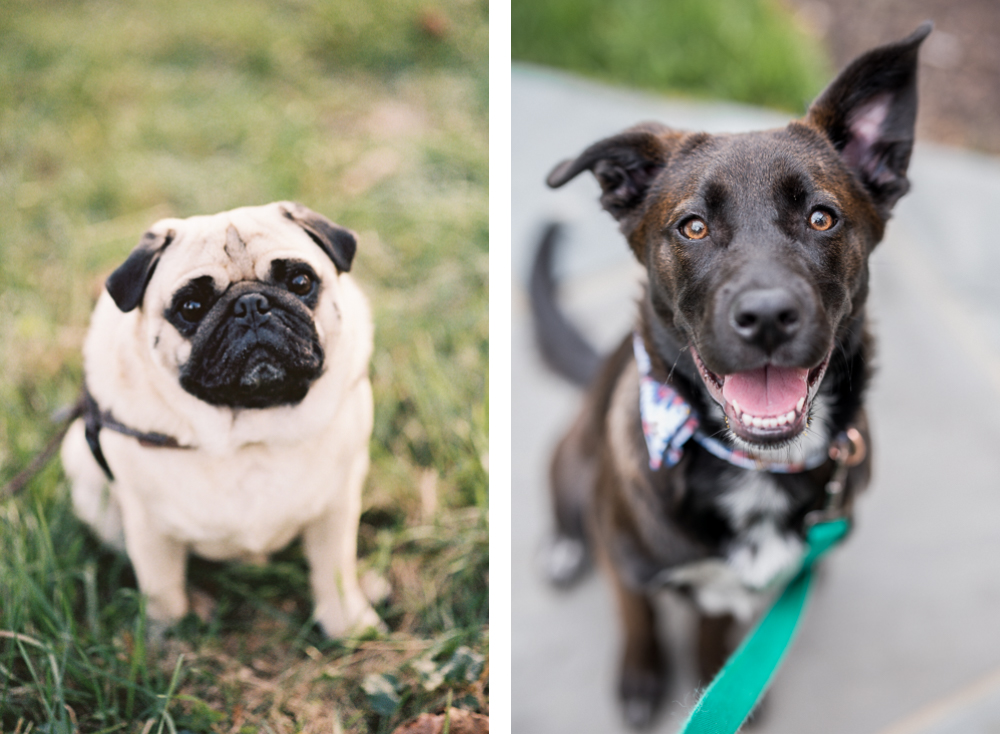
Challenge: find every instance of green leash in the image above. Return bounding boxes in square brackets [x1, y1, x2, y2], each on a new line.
[678, 428, 864, 734]
[677, 518, 849, 734]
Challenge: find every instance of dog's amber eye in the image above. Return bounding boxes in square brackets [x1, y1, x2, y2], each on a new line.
[808, 209, 835, 231]
[289, 273, 313, 296]
[180, 299, 206, 322]
[681, 217, 708, 240]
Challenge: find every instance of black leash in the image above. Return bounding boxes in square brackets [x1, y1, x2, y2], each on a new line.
[0, 397, 84, 498]
[1, 385, 192, 497]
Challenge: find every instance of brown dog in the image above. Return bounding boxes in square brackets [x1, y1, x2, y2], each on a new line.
[531, 25, 930, 727]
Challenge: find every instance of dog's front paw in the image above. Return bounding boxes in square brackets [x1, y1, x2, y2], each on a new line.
[143, 589, 189, 636]
[620, 676, 666, 729]
[352, 603, 387, 634]
[316, 601, 386, 639]
[142, 602, 188, 647]
[619, 652, 669, 729]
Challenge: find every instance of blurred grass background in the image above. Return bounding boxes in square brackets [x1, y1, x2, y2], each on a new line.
[512, 0, 831, 111]
[0, 0, 487, 732]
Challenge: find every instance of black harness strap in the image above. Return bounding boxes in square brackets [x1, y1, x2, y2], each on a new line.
[82, 388, 114, 480]
[82, 385, 191, 481]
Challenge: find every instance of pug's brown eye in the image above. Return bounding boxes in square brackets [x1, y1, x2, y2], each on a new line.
[289, 273, 313, 296]
[681, 217, 708, 240]
[808, 209, 835, 231]
[180, 300, 206, 322]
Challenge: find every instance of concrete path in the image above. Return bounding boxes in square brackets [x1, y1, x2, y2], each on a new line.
[512, 64, 1000, 734]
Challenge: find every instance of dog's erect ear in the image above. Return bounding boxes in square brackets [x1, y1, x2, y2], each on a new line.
[806, 22, 931, 216]
[279, 201, 357, 273]
[547, 123, 673, 221]
[105, 228, 176, 312]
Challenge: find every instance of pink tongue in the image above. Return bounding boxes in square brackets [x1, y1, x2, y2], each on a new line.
[721, 365, 809, 417]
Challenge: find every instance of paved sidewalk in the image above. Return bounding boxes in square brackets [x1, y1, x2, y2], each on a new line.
[512, 64, 1000, 734]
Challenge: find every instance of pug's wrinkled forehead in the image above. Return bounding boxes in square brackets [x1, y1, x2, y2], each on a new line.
[156, 213, 327, 297]
[105, 202, 357, 313]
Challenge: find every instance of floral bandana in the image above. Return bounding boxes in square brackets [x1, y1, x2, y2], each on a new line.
[633, 332, 698, 470]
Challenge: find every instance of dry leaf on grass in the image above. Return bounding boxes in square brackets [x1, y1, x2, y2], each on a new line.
[391, 708, 488, 734]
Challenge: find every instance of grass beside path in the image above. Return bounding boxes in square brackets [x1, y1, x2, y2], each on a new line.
[0, 1, 488, 731]
[513, 0, 831, 112]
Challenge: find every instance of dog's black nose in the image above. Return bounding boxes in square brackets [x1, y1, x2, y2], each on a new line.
[730, 288, 801, 353]
[233, 293, 271, 327]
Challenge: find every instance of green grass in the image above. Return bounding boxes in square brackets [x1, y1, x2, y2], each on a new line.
[512, 0, 830, 112]
[0, 0, 488, 731]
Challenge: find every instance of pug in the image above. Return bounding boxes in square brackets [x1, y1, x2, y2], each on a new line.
[61, 201, 382, 637]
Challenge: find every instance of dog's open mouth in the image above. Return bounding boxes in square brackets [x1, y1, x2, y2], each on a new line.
[690, 349, 832, 445]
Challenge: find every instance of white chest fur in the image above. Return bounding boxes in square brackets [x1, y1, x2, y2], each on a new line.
[107, 387, 368, 560]
[661, 471, 804, 621]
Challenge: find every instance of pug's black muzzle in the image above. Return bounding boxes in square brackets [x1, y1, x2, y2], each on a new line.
[179, 282, 324, 408]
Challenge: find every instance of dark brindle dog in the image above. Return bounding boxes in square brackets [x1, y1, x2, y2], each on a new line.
[531, 25, 930, 727]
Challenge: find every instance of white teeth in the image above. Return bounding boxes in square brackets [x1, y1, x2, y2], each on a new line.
[735, 408, 802, 431]
[796, 398, 805, 412]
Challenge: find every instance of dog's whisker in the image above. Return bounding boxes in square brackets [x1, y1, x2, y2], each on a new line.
[666, 344, 689, 383]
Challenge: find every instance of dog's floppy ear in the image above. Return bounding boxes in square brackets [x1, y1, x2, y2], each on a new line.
[105, 228, 176, 312]
[806, 22, 931, 217]
[279, 201, 357, 273]
[547, 123, 673, 221]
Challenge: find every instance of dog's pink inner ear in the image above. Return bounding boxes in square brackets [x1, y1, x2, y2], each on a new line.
[842, 93, 894, 184]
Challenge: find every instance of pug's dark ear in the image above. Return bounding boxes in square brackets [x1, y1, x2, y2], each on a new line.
[546, 122, 675, 222]
[806, 22, 931, 217]
[106, 228, 176, 312]
[279, 201, 357, 273]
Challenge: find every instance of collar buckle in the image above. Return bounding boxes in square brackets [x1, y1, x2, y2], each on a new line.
[804, 426, 866, 528]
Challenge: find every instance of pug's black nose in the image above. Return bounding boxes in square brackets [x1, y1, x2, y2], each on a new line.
[234, 293, 271, 327]
[730, 288, 801, 353]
